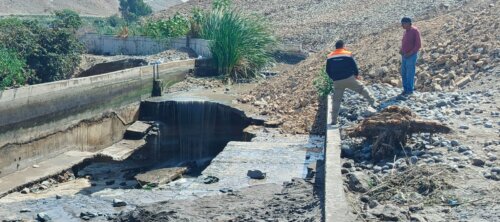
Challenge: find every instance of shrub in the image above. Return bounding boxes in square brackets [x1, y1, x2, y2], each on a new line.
[52, 9, 82, 30]
[119, 0, 152, 22]
[0, 18, 84, 84]
[0, 48, 29, 89]
[313, 69, 333, 98]
[201, 8, 276, 81]
[212, 0, 232, 11]
[143, 13, 189, 38]
[27, 29, 84, 82]
[189, 7, 204, 38]
[107, 14, 126, 27]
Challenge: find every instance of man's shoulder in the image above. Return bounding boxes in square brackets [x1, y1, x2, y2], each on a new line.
[411, 26, 420, 33]
[327, 50, 353, 58]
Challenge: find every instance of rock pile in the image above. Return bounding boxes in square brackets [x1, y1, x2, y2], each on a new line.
[357, 2, 500, 92]
[239, 1, 498, 135]
[339, 80, 499, 221]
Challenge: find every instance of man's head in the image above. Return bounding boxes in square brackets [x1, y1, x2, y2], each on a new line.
[401, 17, 412, 30]
[335, 40, 345, 49]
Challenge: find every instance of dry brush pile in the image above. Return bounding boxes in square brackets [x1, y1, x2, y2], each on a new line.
[346, 106, 451, 162]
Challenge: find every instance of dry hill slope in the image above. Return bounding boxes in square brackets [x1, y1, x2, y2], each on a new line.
[154, 0, 465, 51]
[0, 0, 183, 17]
[241, 0, 499, 135]
[0, 0, 119, 16]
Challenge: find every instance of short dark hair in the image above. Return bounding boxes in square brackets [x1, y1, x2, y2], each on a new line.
[401, 17, 412, 24]
[335, 40, 344, 49]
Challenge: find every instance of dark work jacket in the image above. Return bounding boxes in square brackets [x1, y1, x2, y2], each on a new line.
[325, 48, 359, 81]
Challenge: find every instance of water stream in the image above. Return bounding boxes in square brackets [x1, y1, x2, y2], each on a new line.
[140, 100, 251, 162]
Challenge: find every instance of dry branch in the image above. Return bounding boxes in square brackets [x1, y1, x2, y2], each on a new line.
[345, 106, 451, 161]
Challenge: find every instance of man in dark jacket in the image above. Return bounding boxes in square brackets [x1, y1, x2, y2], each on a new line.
[326, 40, 378, 125]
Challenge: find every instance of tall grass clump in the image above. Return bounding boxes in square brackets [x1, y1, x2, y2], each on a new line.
[201, 4, 275, 81]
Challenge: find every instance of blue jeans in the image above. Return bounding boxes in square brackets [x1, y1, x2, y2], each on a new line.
[401, 53, 418, 94]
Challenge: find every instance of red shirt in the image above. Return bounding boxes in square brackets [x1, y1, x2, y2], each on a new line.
[401, 26, 421, 55]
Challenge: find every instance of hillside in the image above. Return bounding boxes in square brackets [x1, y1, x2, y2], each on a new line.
[0, 0, 182, 17]
[0, 0, 119, 17]
[153, 0, 465, 51]
[243, 0, 499, 135]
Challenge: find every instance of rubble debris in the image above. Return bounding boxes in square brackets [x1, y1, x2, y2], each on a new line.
[346, 106, 451, 161]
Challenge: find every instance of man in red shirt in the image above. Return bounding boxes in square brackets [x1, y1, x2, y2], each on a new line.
[400, 17, 421, 97]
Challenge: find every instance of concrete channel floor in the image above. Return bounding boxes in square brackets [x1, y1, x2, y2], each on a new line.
[0, 150, 94, 198]
[0, 127, 325, 221]
[0, 90, 350, 221]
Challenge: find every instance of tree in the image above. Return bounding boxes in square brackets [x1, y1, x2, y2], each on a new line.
[27, 29, 84, 82]
[119, 0, 153, 22]
[0, 48, 29, 89]
[52, 9, 82, 30]
[0, 18, 84, 84]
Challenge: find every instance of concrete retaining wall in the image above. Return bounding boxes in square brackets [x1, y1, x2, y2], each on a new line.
[324, 95, 355, 221]
[0, 59, 195, 177]
[80, 34, 212, 58]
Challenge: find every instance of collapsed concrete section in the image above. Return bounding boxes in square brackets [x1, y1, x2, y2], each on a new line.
[0, 96, 325, 221]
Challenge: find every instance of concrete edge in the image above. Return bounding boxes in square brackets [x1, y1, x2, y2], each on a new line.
[0, 137, 148, 198]
[0, 151, 94, 199]
[324, 95, 355, 222]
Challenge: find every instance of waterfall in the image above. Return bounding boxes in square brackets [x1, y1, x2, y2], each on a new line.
[140, 100, 250, 162]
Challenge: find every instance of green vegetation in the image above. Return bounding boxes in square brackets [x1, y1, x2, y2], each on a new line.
[107, 14, 125, 28]
[189, 7, 204, 38]
[0, 0, 276, 88]
[313, 69, 333, 98]
[212, 0, 232, 11]
[142, 13, 190, 38]
[119, 0, 153, 23]
[135, 0, 276, 81]
[52, 9, 82, 30]
[200, 0, 275, 81]
[0, 48, 30, 90]
[0, 15, 84, 88]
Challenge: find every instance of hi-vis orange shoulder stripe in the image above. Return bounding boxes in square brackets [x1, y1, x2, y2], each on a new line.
[327, 49, 352, 59]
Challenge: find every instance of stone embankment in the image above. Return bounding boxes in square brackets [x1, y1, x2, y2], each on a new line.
[337, 69, 499, 221]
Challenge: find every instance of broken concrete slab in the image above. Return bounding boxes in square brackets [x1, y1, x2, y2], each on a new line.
[98, 139, 146, 161]
[124, 121, 152, 139]
[135, 167, 187, 187]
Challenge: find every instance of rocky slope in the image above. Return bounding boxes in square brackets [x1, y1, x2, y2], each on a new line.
[240, 0, 499, 135]
[354, 2, 500, 92]
[154, 0, 465, 51]
[337, 65, 499, 221]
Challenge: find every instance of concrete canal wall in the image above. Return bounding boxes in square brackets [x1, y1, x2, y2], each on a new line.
[0, 59, 195, 177]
